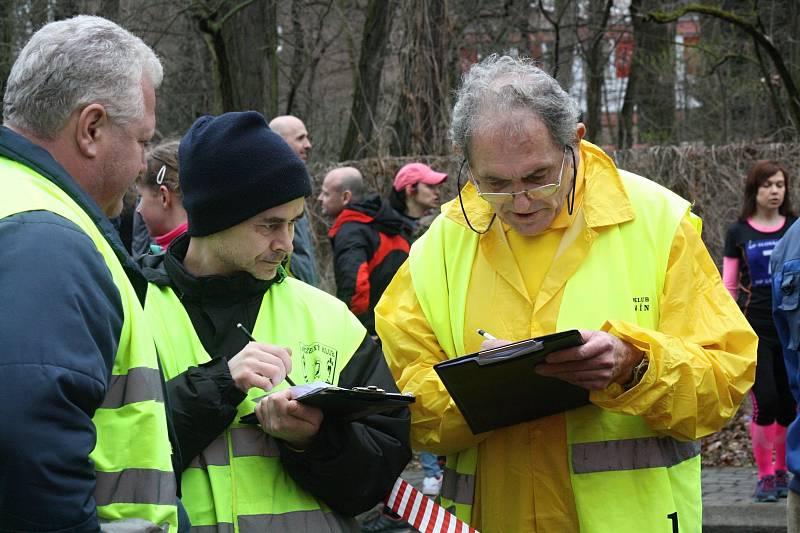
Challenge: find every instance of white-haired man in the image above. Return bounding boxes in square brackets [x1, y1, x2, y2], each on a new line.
[0, 16, 182, 532]
[376, 54, 757, 532]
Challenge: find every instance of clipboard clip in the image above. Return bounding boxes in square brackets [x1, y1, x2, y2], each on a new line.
[476, 339, 544, 365]
[351, 385, 387, 394]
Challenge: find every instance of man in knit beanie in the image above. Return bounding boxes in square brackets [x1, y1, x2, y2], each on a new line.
[142, 111, 411, 531]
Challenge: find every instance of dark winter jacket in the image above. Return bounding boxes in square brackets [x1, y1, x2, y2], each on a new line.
[143, 233, 412, 516]
[771, 219, 800, 494]
[0, 126, 184, 532]
[328, 194, 413, 336]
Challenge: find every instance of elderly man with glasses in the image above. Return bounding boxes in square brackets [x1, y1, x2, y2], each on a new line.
[375, 54, 756, 532]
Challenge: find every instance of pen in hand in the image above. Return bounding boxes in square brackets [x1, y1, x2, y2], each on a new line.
[477, 329, 497, 341]
[236, 323, 296, 386]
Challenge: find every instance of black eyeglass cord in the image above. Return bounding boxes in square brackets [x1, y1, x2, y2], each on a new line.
[566, 145, 577, 216]
[457, 158, 496, 235]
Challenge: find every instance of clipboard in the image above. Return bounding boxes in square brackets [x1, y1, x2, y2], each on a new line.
[239, 383, 415, 424]
[433, 329, 589, 434]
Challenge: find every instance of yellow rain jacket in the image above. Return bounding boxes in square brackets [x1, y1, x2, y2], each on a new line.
[375, 141, 757, 532]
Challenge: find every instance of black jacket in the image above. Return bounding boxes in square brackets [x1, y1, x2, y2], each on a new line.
[143, 234, 412, 517]
[328, 194, 413, 335]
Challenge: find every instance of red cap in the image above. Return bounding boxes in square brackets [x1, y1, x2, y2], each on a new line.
[393, 163, 448, 191]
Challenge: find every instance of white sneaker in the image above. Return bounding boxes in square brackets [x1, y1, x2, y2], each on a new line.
[422, 475, 443, 496]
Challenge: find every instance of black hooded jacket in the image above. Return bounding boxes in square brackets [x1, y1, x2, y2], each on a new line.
[141, 234, 412, 517]
[328, 194, 413, 335]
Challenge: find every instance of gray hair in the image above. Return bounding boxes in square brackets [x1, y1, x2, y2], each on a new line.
[450, 54, 580, 158]
[4, 15, 163, 139]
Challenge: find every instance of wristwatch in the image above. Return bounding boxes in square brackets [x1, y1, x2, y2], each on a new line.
[624, 355, 649, 390]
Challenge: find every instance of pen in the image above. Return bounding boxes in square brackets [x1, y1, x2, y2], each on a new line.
[477, 328, 497, 341]
[236, 323, 296, 386]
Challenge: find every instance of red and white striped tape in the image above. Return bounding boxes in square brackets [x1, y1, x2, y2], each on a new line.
[384, 477, 479, 533]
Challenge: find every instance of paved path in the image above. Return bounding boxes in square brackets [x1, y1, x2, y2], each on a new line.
[360, 466, 789, 532]
[702, 467, 787, 532]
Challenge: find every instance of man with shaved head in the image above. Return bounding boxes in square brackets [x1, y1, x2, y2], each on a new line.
[269, 115, 312, 161]
[269, 114, 318, 285]
[324, 166, 412, 337]
[318, 166, 364, 219]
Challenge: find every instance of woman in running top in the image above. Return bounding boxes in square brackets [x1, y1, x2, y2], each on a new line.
[724, 160, 798, 502]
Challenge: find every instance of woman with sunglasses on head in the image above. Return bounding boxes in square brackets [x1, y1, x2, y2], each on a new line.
[135, 139, 187, 255]
[723, 160, 798, 502]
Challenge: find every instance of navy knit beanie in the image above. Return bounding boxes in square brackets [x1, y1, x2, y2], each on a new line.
[179, 111, 311, 236]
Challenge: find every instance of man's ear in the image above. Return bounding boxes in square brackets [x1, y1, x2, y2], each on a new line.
[75, 103, 109, 158]
[404, 184, 416, 197]
[575, 122, 586, 143]
[342, 190, 352, 205]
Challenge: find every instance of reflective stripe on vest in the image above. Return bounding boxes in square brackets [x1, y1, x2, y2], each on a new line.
[410, 164, 701, 530]
[95, 469, 177, 506]
[0, 158, 178, 531]
[440, 467, 475, 505]
[191, 525, 233, 533]
[237, 511, 358, 532]
[101, 367, 164, 408]
[145, 279, 367, 532]
[572, 437, 701, 474]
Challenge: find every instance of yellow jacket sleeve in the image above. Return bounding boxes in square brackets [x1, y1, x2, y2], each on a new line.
[591, 215, 758, 440]
[375, 261, 489, 455]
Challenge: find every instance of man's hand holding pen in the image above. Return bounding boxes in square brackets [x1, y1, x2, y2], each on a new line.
[228, 342, 293, 393]
[235, 323, 322, 448]
[231, 323, 296, 392]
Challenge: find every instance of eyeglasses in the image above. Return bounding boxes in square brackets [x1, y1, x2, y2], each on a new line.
[468, 145, 574, 204]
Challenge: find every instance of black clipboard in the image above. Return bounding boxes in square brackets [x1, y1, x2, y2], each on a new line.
[239, 384, 415, 424]
[433, 329, 589, 434]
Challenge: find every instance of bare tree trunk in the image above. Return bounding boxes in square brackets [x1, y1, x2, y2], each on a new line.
[540, 0, 577, 89]
[31, 0, 49, 28]
[617, 0, 640, 149]
[285, 0, 306, 115]
[583, 0, 613, 145]
[188, 0, 262, 114]
[391, 0, 452, 156]
[340, 0, 394, 160]
[54, 0, 81, 20]
[0, 0, 15, 96]
[634, 0, 675, 144]
[221, 0, 278, 114]
[647, 3, 800, 136]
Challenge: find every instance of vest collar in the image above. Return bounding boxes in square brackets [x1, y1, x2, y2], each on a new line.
[0, 126, 147, 298]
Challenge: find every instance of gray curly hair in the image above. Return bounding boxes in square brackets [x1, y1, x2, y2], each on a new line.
[450, 54, 580, 158]
[3, 15, 163, 139]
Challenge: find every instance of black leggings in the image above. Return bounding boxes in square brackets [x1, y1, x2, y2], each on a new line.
[750, 321, 796, 427]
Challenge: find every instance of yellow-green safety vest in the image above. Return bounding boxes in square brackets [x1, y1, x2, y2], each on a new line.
[409, 170, 702, 533]
[0, 158, 178, 531]
[145, 277, 367, 533]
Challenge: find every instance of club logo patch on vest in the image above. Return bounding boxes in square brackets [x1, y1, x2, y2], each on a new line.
[300, 342, 338, 384]
[633, 295, 651, 312]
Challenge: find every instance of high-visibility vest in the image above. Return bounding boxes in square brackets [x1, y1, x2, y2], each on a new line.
[409, 170, 702, 532]
[145, 277, 367, 532]
[0, 157, 178, 531]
